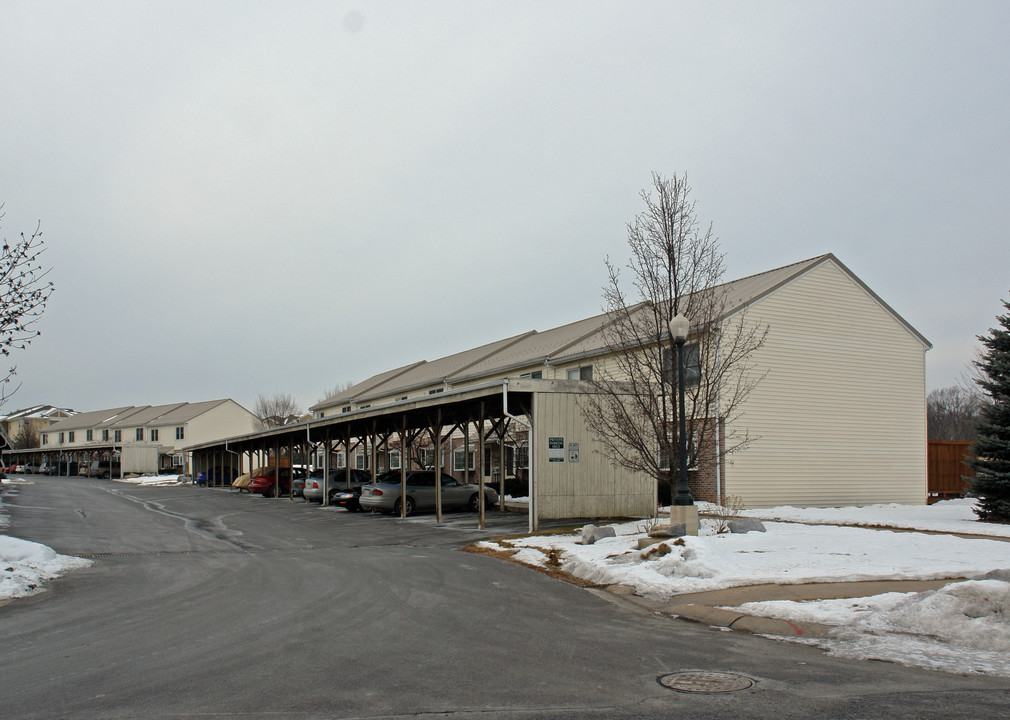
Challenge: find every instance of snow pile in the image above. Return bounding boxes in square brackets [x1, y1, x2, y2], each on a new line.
[112, 474, 185, 487]
[502, 520, 1009, 597]
[735, 579, 1010, 676]
[0, 535, 92, 600]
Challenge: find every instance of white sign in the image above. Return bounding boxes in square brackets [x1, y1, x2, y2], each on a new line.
[548, 436, 565, 462]
[568, 443, 580, 463]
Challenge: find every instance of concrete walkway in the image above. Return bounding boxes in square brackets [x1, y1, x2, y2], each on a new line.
[595, 577, 966, 639]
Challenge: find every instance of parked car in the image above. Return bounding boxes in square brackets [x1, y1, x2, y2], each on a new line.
[304, 468, 370, 505]
[82, 461, 119, 479]
[359, 470, 499, 516]
[291, 467, 308, 498]
[37, 463, 52, 475]
[248, 468, 293, 497]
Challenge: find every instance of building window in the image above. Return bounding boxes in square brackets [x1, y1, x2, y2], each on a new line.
[389, 450, 401, 470]
[428, 388, 444, 395]
[662, 343, 701, 388]
[341, 406, 351, 414]
[150, 429, 159, 442]
[102, 429, 109, 442]
[355, 452, 367, 470]
[114, 430, 122, 442]
[420, 447, 434, 469]
[566, 366, 593, 381]
[86, 429, 93, 441]
[59, 432, 65, 444]
[176, 427, 184, 440]
[517, 446, 529, 469]
[136, 428, 143, 441]
[519, 370, 543, 379]
[453, 449, 476, 472]
[335, 451, 346, 468]
[68, 431, 75, 443]
[41, 434, 48, 445]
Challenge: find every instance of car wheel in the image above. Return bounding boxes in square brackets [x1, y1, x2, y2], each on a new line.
[394, 497, 415, 516]
[468, 493, 481, 512]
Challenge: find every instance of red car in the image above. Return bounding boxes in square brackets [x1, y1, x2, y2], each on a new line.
[248, 468, 292, 497]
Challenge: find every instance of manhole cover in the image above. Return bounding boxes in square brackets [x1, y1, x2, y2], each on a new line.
[658, 671, 754, 693]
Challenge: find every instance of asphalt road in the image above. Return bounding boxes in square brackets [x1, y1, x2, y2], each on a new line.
[1, 475, 1008, 720]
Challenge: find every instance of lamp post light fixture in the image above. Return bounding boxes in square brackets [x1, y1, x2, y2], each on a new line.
[668, 313, 694, 506]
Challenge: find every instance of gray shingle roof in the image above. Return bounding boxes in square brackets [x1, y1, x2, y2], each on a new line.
[313, 254, 928, 410]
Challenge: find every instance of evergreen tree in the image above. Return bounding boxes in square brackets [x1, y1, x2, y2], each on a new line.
[969, 297, 1010, 522]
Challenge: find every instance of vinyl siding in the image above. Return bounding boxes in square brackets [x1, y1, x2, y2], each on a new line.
[722, 260, 927, 508]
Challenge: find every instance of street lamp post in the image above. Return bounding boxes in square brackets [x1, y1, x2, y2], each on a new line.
[668, 314, 694, 506]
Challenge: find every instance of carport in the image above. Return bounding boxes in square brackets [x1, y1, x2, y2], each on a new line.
[187, 378, 656, 532]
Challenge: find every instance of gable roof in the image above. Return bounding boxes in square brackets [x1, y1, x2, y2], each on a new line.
[44, 400, 243, 432]
[313, 254, 929, 410]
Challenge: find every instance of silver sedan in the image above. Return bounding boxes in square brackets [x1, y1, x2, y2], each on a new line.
[359, 470, 498, 516]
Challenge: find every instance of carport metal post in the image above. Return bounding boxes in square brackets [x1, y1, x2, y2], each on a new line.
[369, 422, 377, 483]
[287, 438, 294, 500]
[433, 409, 443, 523]
[399, 415, 407, 518]
[273, 440, 281, 498]
[322, 428, 331, 506]
[477, 402, 486, 530]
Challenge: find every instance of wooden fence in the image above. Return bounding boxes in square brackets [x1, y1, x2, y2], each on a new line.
[927, 440, 975, 500]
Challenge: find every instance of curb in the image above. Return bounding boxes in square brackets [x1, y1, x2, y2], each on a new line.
[667, 602, 832, 638]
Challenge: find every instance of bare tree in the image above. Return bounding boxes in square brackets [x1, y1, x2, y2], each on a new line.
[13, 422, 39, 449]
[927, 385, 984, 441]
[317, 380, 354, 404]
[1, 206, 54, 408]
[579, 173, 767, 504]
[254, 393, 304, 430]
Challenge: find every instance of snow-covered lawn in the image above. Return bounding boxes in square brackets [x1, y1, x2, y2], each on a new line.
[478, 499, 1010, 677]
[0, 534, 92, 600]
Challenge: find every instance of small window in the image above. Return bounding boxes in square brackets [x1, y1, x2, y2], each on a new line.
[150, 429, 159, 442]
[519, 370, 543, 379]
[136, 428, 143, 441]
[453, 449, 476, 472]
[341, 406, 351, 413]
[389, 450, 401, 470]
[86, 429, 93, 441]
[420, 447, 434, 469]
[567, 366, 593, 381]
[517, 446, 529, 469]
[114, 430, 122, 442]
[68, 431, 75, 443]
[428, 388, 443, 395]
[397, 396, 408, 401]
[59, 432, 65, 444]
[335, 451, 346, 468]
[42, 434, 48, 445]
[175, 427, 185, 440]
[355, 452, 367, 470]
[662, 343, 701, 387]
[102, 429, 109, 442]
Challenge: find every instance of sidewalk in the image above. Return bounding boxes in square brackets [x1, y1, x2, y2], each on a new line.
[593, 577, 966, 639]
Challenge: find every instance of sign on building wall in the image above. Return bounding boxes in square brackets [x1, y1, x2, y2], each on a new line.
[568, 442, 579, 463]
[548, 436, 565, 462]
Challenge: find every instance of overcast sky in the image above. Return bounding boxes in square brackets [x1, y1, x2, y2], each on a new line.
[2, 1, 1007, 415]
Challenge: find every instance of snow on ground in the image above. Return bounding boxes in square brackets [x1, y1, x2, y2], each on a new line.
[112, 474, 185, 487]
[723, 498, 1010, 538]
[0, 534, 92, 600]
[478, 500, 1010, 677]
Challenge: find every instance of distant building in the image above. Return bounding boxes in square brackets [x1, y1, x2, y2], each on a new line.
[0, 405, 76, 450]
[5, 399, 258, 476]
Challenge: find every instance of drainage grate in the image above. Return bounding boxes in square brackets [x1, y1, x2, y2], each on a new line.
[658, 671, 755, 693]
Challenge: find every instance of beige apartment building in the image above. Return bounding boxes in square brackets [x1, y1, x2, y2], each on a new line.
[188, 253, 929, 525]
[26, 399, 259, 476]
